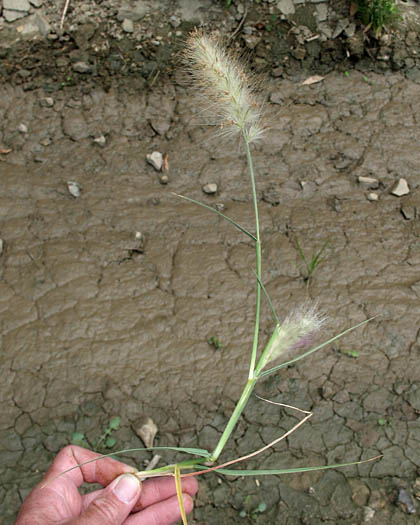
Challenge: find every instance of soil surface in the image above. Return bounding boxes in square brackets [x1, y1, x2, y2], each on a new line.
[1, 1, 420, 524]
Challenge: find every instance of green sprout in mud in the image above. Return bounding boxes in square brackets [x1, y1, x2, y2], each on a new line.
[239, 496, 267, 521]
[71, 416, 121, 450]
[295, 237, 329, 285]
[55, 31, 379, 524]
[208, 336, 223, 350]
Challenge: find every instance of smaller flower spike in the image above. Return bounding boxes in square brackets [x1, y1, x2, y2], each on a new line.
[258, 304, 326, 372]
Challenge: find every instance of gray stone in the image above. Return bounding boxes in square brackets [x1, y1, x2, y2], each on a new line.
[146, 151, 163, 171]
[18, 123, 28, 133]
[3, 9, 27, 22]
[315, 4, 328, 22]
[363, 506, 375, 522]
[202, 183, 218, 194]
[17, 68, 30, 78]
[367, 192, 379, 201]
[391, 178, 410, 197]
[34, 13, 50, 36]
[62, 112, 89, 141]
[344, 22, 356, 38]
[117, 4, 149, 22]
[67, 181, 81, 198]
[150, 118, 170, 136]
[277, 0, 295, 15]
[358, 175, 379, 188]
[0, 239, 4, 256]
[396, 488, 417, 514]
[72, 61, 93, 74]
[122, 18, 134, 33]
[93, 135, 106, 147]
[17, 19, 39, 39]
[40, 97, 54, 108]
[3, 0, 30, 11]
[169, 16, 181, 28]
[332, 18, 350, 39]
[401, 205, 416, 220]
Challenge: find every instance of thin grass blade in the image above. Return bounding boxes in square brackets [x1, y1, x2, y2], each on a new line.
[43, 446, 210, 487]
[172, 192, 256, 241]
[311, 239, 329, 268]
[201, 455, 381, 476]
[174, 463, 188, 525]
[260, 317, 376, 378]
[254, 271, 279, 325]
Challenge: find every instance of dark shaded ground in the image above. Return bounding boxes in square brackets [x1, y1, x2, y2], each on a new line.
[1, 1, 420, 524]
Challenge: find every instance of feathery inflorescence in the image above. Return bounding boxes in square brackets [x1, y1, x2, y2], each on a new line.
[185, 30, 264, 143]
[261, 303, 326, 369]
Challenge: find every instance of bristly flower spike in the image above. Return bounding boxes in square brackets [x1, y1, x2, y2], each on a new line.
[185, 30, 265, 143]
[256, 303, 327, 375]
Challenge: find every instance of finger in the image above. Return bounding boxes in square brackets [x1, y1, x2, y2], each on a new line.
[132, 476, 198, 512]
[127, 493, 194, 525]
[42, 445, 137, 488]
[70, 473, 141, 525]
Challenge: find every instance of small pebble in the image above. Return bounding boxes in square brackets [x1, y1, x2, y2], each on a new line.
[367, 192, 379, 201]
[72, 61, 92, 74]
[0, 239, 4, 256]
[122, 18, 134, 33]
[135, 231, 143, 241]
[358, 175, 379, 188]
[363, 506, 375, 522]
[146, 151, 163, 171]
[40, 96, 54, 107]
[159, 174, 169, 185]
[93, 135, 106, 147]
[396, 487, 417, 514]
[202, 183, 218, 194]
[401, 205, 416, 220]
[67, 181, 81, 198]
[391, 178, 409, 197]
[18, 123, 28, 133]
[169, 15, 180, 28]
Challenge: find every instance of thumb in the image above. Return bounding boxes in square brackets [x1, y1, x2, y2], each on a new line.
[75, 474, 141, 524]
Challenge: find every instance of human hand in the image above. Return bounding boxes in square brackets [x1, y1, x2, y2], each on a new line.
[15, 445, 198, 524]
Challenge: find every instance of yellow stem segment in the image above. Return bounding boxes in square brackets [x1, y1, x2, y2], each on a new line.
[174, 463, 188, 525]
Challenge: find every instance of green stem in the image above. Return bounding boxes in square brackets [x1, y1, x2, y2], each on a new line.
[208, 135, 262, 462]
[243, 134, 262, 380]
[210, 378, 257, 462]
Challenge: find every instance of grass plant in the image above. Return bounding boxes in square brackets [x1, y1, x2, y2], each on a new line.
[353, 0, 400, 36]
[55, 31, 379, 523]
[295, 237, 329, 285]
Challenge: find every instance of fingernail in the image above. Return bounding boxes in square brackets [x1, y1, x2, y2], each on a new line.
[112, 474, 141, 503]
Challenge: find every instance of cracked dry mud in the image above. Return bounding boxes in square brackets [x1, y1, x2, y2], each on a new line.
[1, 67, 420, 523]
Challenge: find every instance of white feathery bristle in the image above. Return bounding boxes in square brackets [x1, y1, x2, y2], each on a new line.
[185, 30, 264, 143]
[262, 303, 326, 369]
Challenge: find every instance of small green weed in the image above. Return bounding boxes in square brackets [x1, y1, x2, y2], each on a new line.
[377, 416, 392, 426]
[353, 0, 400, 37]
[71, 431, 89, 448]
[72, 416, 121, 450]
[295, 237, 329, 285]
[239, 496, 267, 521]
[96, 416, 121, 449]
[208, 336, 223, 350]
[341, 349, 360, 359]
